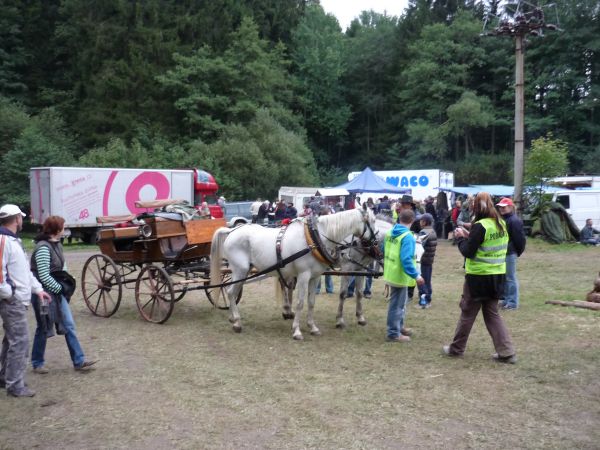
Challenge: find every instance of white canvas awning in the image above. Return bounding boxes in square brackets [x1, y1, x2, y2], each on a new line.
[315, 188, 349, 197]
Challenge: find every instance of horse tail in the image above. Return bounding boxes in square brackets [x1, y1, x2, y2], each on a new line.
[210, 227, 232, 287]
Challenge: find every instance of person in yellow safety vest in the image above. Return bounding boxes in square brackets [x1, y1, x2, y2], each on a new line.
[382, 209, 424, 342]
[443, 192, 517, 364]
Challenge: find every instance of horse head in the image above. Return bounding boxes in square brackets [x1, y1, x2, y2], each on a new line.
[359, 205, 378, 246]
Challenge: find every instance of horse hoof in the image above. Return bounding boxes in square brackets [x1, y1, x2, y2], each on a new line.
[282, 312, 294, 320]
[310, 330, 321, 336]
[358, 319, 367, 326]
[232, 324, 242, 333]
[336, 322, 346, 329]
[293, 334, 304, 341]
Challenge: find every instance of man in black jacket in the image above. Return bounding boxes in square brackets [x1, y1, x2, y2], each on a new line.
[496, 198, 526, 310]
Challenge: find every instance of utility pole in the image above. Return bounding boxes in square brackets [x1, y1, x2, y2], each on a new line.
[485, 2, 558, 214]
[514, 33, 525, 213]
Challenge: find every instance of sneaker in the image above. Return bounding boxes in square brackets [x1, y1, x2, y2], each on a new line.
[75, 360, 98, 371]
[386, 335, 411, 343]
[492, 353, 517, 364]
[363, 293, 372, 299]
[498, 301, 507, 308]
[501, 304, 517, 311]
[33, 366, 49, 374]
[400, 327, 413, 337]
[424, 302, 432, 309]
[442, 345, 463, 358]
[419, 294, 427, 308]
[7, 387, 36, 397]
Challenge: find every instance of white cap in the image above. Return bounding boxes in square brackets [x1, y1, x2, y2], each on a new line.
[0, 204, 26, 218]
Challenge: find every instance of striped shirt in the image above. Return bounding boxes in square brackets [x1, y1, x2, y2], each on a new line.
[34, 245, 63, 294]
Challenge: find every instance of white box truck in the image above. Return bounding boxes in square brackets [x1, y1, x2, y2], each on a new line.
[348, 169, 454, 203]
[552, 189, 600, 229]
[278, 186, 349, 212]
[30, 167, 222, 242]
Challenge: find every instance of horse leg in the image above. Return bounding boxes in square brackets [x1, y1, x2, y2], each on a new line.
[307, 277, 321, 336]
[355, 276, 367, 326]
[280, 279, 295, 320]
[228, 267, 248, 333]
[336, 275, 349, 329]
[291, 274, 310, 340]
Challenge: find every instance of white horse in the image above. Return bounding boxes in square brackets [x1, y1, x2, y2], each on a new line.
[210, 207, 377, 340]
[335, 217, 393, 328]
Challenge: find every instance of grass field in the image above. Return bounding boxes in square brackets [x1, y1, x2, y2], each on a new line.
[0, 239, 599, 449]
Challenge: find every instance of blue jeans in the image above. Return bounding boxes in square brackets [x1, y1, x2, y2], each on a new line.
[386, 286, 408, 339]
[32, 295, 85, 368]
[418, 264, 433, 303]
[503, 253, 519, 308]
[347, 276, 372, 296]
[316, 275, 334, 294]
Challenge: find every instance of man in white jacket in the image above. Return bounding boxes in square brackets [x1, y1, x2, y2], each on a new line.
[0, 204, 51, 398]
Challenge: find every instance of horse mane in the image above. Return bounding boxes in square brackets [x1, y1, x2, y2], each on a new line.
[317, 208, 364, 238]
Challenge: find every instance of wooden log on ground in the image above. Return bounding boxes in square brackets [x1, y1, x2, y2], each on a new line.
[545, 300, 600, 311]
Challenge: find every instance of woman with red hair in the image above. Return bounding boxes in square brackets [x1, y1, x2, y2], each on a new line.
[30, 216, 97, 373]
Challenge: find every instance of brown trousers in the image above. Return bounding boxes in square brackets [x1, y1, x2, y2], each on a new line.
[449, 281, 515, 358]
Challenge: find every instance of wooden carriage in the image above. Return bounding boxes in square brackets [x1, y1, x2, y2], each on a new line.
[81, 199, 238, 324]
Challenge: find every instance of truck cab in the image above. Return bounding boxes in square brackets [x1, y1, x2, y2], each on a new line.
[193, 169, 223, 218]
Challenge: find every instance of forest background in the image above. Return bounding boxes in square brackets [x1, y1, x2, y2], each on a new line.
[1, 0, 599, 203]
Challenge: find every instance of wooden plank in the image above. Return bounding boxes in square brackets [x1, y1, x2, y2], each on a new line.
[185, 219, 226, 245]
[545, 300, 600, 311]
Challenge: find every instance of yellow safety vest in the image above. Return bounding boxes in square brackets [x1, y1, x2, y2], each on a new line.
[465, 217, 508, 275]
[383, 230, 416, 287]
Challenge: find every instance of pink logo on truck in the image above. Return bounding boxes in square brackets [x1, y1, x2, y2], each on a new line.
[102, 171, 171, 215]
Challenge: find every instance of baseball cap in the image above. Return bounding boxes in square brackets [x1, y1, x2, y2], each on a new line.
[496, 197, 514, 207]
[0, 204, 26, 218]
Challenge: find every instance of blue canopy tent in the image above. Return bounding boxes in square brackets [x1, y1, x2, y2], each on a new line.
[335, 167, 411, 194]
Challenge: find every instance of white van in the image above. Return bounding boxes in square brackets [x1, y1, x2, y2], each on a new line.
[552, 190, 600, 229]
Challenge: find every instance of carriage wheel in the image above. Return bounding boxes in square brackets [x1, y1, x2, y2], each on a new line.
[135, 265, 175, 324]
[81, 254, 122, 317]
[205, 272, 243, 310]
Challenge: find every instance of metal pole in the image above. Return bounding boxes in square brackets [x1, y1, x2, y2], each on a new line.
[514, 34, 525, 214]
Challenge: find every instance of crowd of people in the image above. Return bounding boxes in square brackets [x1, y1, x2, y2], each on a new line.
[250, 199, 299, 224]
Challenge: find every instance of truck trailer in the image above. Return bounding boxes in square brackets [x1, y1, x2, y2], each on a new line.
[30, 166, 222, 242]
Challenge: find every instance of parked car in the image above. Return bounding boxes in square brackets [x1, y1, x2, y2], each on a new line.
[224, 201, 253, 227]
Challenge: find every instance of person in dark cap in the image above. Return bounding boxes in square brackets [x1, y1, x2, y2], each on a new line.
[397, 195, 421, 233]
